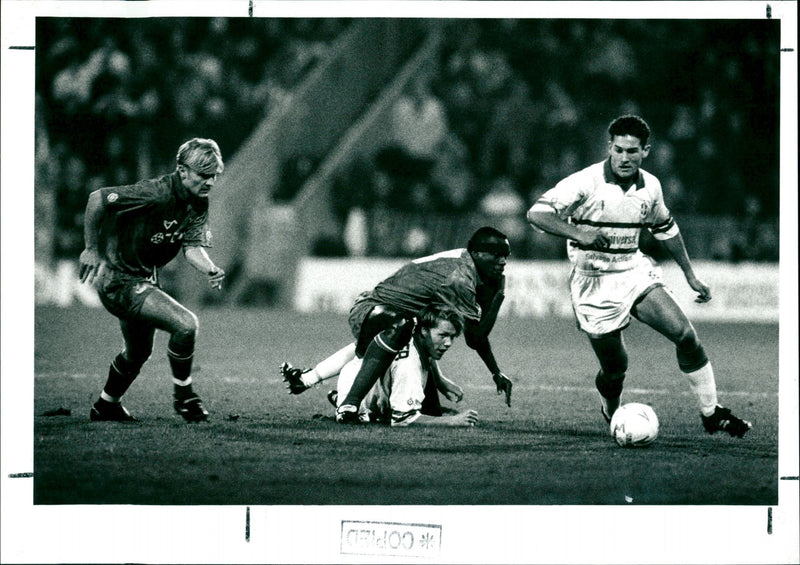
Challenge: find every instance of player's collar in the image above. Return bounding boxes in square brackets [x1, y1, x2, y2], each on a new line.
[603, 159, 645, 190]
[170, 170, 206, 208]
[170, 170, 191, 201]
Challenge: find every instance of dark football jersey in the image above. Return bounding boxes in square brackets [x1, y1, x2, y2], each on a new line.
[371, 248, 482, 322]
[98, 172, 211, 277]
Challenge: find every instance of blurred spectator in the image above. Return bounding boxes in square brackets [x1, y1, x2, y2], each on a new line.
[429, 133, 477, 213]
[730, 195, 779, 263]
[37, 17, 349, 260]
[375, 75, 449, 198]
[478, 175, 527, 244]
[36, 18, 779, 263]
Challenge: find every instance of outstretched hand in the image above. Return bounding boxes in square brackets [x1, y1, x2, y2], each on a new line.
[687, 274, 711, 303]
[79, 248, 105, 286]
[492, 372, 513, 407]
[208, 268, 226, 290]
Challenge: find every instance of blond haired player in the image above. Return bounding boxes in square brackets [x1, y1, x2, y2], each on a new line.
[79, 138, 226, 422]
[330, 305, 479, 427]
[527, 115, 751, 438]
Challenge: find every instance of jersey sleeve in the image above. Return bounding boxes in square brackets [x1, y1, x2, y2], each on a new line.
[182, 214, 212, 248]
[99, 180, 165, 214]
[644, 173, 679, 240]
[531, 169, 591, 219]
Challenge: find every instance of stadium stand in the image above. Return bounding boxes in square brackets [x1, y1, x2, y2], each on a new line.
[35, 18, 779, 309]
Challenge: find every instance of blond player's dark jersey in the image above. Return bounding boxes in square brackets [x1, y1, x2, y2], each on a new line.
[97, 171, 211, 278]
[371, 249, 482, 322]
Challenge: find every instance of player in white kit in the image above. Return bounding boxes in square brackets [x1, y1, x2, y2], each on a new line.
[331, 305, 479, 427]
[527, 115, 751, 438]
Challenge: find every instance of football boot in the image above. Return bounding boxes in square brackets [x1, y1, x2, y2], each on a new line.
[701, 405, 752, 438]
[174, 394, 209, 422]
[335, 404, 361, 424]
[280, 362, 311, 394]
[90, 399, 138, 422]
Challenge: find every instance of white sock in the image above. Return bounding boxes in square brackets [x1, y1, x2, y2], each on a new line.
[335, 357, 363, 408]
[683, 362, 718, 417]
[303, 343, 357, 387]
[100, 391, 121, 403]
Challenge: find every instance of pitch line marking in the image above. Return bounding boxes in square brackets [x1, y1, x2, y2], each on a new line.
[473, 383, 778, 398]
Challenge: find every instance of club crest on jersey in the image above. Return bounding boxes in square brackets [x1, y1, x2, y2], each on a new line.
[151, 233, 165, 244]
[640, 202, 649, 217]
[107, 193, 118, 203]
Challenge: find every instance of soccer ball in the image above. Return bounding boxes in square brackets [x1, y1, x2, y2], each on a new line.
[609, 402, 659, 447]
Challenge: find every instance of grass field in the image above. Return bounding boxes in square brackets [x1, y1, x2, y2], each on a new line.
[32, 304, 779, 506]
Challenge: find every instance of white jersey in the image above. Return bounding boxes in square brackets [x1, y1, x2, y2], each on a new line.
[363, 335, 433, 426]
[532, 160, 679, 274]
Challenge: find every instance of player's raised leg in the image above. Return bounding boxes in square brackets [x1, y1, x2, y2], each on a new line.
[138, 289, 208, 422]
[633, 286, 751, 437]
[281, 343, 357, 394]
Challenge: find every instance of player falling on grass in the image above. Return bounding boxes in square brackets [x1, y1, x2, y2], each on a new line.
[330, 305, 479, 427]
[79, 138, 226, 422]
[527, 115, 751, 438]
[282, 226, 513, 423]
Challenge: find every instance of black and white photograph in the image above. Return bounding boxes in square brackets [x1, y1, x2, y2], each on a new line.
[1, 1, 797, 563]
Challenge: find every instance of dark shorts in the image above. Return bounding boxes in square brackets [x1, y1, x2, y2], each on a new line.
[97, 270, 159, 320]
[347, 291, 381, 340]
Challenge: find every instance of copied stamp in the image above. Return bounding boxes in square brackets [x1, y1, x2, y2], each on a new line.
[340, 520, 441, 558]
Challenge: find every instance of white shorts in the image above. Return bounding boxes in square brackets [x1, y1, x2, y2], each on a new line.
[569, 254, 664, 336]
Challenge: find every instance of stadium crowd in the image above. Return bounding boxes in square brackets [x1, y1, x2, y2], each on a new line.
[35, 18, 779, 264]
[35, 17, 349, 261]
[329, 19, 779, 260]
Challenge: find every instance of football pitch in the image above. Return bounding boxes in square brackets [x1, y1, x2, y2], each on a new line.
[32, 304, 779, 506]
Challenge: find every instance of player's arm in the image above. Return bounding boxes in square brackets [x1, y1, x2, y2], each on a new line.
[464, 321, 513, 407]
[392, 409, 478, 427]
[184, 246, 225, 290]
[428, 359, 464, 403]
[659, 231, 711, 303]
[79, 189, 108, 286]
[478, 275, 505, 336]
[527, 206, 610, 249]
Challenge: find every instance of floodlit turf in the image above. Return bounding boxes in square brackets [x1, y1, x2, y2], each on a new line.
[31, 305, 778, 505]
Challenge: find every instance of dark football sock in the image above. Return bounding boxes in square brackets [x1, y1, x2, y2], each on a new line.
[167, 333, 195, 382]
[103, 353, 141, 400]
[340, 340, 396, 407]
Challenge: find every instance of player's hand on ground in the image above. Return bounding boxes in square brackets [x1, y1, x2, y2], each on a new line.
[449, 409, 479, 427]
[208, 268, 225, 290]
[687, 274, 711, 303]
[492, 372, 513, 407]
[78, 248, 105, 286]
